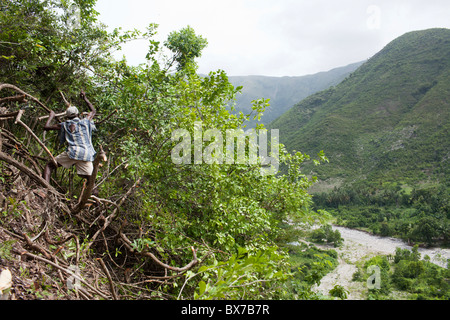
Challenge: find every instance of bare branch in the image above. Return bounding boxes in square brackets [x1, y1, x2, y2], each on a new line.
[0, 150, 53, 192]
[97, 258, 118, 300]
[59, 90, 71, 108]
[0, 95, 26, 105]
[0, 111, 19, 118]
[119, 232, 199, 274]
[0, 83, 52, 113]
[15, 109, 58, 167]
[14, 250, 109, 300]
[96, 109, 117, 125]
[84, 178, 141, 249]
[37, 112, 66, 121]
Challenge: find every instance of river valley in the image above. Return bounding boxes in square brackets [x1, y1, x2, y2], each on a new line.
[310, 225, 450, 300]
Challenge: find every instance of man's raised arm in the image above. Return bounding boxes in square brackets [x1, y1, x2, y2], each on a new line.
[80, 90, 96, 121]
[43, 110, 61, 131]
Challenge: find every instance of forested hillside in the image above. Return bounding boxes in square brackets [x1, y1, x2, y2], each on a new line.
[0, 0, 329, 300]
[270, 28, 450, 185]
[270, 28, 450, 247]
[228, 61, 363, 126]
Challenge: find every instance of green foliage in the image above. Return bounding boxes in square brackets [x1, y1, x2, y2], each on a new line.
[0, 0, 158, 108]
[309, 224, 343, 247]
[0, 239, 16, 262]
[165, 25, 208, 71]
[269, 28, 450, 186]
[284, 244, 338, 300]
[364, 256, 392, 295]
[391, 247, 450, 299]
[183, 247, 289, 300]
[1, 197, 28, 223]
[0, 0, 329, 300]
[394, 246, 421, 263]
[315, 182, 450, 246]
[355, 247, 450, 300]
[329, 285, 348, 300]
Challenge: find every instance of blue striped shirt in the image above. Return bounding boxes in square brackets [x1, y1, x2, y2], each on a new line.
[59, 118, 97, 162]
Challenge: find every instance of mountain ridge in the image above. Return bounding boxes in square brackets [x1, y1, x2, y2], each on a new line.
[228, 61, 364, 126]
[268, 28, 450, 188]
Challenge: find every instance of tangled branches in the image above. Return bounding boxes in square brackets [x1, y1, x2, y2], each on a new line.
[0, 83, 199, 300]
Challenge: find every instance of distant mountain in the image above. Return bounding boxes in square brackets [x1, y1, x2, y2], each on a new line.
[269, 28, 450, 188]
[228, 61, 363, 126]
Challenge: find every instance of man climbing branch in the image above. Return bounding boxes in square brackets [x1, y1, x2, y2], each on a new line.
[43, 90, 97, 183]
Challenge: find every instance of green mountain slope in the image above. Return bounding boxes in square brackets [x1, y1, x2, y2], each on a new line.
[269, 28, 450, 187]
[229, 61, 363, 126]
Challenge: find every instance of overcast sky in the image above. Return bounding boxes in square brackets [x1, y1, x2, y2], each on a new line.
[94, 0, 450, 77]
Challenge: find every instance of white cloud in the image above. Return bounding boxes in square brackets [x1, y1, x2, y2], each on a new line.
[94, 0, 450, 76]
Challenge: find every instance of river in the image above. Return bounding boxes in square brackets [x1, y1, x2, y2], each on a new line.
[310, 225, 450, 299]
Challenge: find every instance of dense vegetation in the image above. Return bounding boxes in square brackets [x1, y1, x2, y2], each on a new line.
[270, 28, 450, 185]
[285, 243, 338, 300]
[269, 28, 450, 253]
[313, 181, 450, 247]
[0, 0, 331, 300]
[354, 246, 449, 300]
[1, 1, 448, 302]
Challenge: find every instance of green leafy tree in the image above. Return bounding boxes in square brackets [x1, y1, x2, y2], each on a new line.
[165, 25, 208, 70]
[394, 246, 421, 263]
[96, 35, 328, 298]
[410, 217, 441, 245]
[0, 0, 328, 300]
[181, 247, 290, 300]
[329, 285, 348, 300]
[310, 224, 342, 247]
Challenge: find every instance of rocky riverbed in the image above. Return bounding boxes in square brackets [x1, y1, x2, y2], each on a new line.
[311, 226, 450, 300]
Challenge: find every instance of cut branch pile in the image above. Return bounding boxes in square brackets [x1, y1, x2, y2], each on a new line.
[0, 83, 199, 300]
